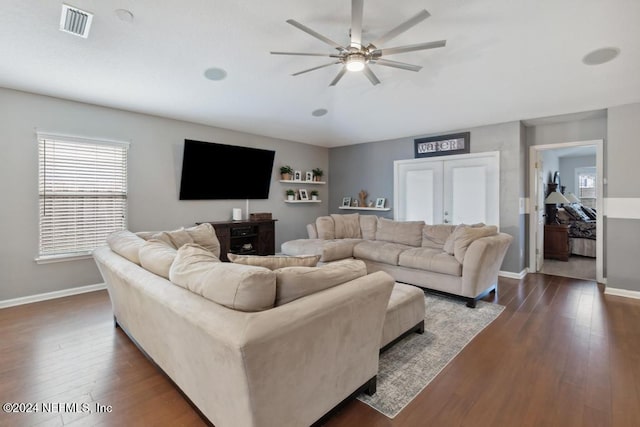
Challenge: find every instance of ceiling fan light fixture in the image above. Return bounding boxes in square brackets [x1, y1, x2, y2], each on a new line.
[346, 54, 366, 72]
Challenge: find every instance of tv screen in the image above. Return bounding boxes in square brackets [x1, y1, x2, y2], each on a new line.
[179, 139, 275, 200]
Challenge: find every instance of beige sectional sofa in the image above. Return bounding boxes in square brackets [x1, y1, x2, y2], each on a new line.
[281, 214, 513, 307]
[94, 224, 404, 427]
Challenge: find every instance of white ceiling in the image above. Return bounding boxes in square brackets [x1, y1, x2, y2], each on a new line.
[1, 0, 639, 147]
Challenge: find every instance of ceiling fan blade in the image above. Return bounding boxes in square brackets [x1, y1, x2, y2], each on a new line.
[329, 66, 347, 86]
[362, 65, 381, 85]
[292, 62, 339, 76]
[350, 0, 364, 48]
[371, 58, 422, 72]
[370, 10, 430, 46]
[377, 40, 446, 56]
[286, 19, 345, 51]
[271, 51, 338, 57]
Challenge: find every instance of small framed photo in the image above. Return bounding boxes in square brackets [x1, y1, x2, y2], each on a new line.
[375, 197, 386, 208]
[294, 170, 302, 181]
[305, 171, 313, 182]
[342, 197, 351, 207]
[299, 188, 309, 200]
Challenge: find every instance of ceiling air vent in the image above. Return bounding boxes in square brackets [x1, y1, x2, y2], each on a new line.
[59, 4, 93, 38]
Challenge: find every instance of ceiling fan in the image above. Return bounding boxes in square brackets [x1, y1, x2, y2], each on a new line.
[271, 0, 446, 86]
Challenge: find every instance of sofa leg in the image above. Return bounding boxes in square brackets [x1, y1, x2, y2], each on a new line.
[416, 320, 425, 334]
[365, 376, 377, 396]
[114, 316, 120, 329]
[466, 299, 477, 308]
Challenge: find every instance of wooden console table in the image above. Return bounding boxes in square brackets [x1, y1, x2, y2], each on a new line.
[544, 224, 570, 261]
[200, 219, 277, 262]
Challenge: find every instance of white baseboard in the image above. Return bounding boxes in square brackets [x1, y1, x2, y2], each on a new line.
[0, 283, 106, 309]
[499, 268, 528, 280]
[604, 286, 640, 300]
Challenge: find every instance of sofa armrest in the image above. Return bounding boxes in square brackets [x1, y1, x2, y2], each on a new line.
[460, 233, 513, 298]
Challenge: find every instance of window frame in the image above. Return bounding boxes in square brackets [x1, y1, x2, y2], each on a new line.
[35, 132, 129, 263]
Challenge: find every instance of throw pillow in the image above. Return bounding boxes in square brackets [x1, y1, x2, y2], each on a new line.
[581, 205, 597, 220]
[169, 244, 276, 312]
[138, 239, 177, 279]
[315, 216, 335, 240]
[331, 213, 361, 239]
[422, 224, 456, 249]
[375, 217, 425, 247]
[448, 225, 498, 263]
[443, 223, 486, 254]
[227, 254, 321, 270]
[564, 204, 591, 222]
[106, 230, 146, 265]
[185, 223, 221, 256]
[274, 259, 368, 306]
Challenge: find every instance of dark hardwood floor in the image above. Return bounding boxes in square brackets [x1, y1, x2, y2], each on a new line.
[1, 274, 639, 426]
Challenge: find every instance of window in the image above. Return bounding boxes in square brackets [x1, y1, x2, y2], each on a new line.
[37, 133, 128, 261]
[575, 166, 596, 208]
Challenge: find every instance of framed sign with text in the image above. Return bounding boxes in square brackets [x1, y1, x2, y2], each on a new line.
[414, 132, 470, 158]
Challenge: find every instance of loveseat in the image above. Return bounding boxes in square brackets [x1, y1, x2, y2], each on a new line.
[94, 224, 396, 427]
[281, 214, 513, 307]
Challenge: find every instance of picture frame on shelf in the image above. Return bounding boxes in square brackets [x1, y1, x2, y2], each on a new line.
[299, 189, 309, 200]
[305, 171, 313, 182]
[342, 197, 351, 207]
[294, 170, 302, 181]
[375, 197, 386, 208]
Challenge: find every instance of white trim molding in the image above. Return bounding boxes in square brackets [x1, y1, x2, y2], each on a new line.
[0, 283, 106, 309]
[605, 198, 640, 219]
[499, 269, 528, 280]
[604, 286, 640, 300]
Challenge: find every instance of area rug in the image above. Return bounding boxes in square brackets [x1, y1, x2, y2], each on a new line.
[357, 292, 505, 418]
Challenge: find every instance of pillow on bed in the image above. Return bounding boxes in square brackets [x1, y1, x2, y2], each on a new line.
[581, 205, 597, 220]
[564, 204, 591, 222]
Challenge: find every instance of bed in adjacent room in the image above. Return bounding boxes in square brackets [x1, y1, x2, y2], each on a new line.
[557, 204, 597, 258]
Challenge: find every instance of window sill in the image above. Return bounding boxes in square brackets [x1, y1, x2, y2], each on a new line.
[35, 252, 95, 264]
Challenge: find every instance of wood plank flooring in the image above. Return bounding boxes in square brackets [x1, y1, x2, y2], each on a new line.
[1, 274, 639, 426]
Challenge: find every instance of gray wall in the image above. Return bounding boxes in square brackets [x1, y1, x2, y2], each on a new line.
[606, 103, 640, 292]
[559, 154, 596, 195]
[0, 88, 328, 301]
[330, 121, 525, 274]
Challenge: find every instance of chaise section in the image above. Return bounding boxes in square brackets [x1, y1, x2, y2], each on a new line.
[381, 283, 425, 350]
[281, 238, 362, 262]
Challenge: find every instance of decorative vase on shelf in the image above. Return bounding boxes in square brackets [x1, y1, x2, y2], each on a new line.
[287, 195, 294, 201]
[312, 195, 318, 201]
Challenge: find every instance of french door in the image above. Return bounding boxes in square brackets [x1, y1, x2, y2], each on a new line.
[394, 152, 500, 227]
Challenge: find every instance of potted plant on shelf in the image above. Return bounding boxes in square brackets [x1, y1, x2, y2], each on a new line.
[280, 165, 294, 180]
[286, 189, 295, 201]
[310, 190, 319, 201]
[312, 168, 324, 182]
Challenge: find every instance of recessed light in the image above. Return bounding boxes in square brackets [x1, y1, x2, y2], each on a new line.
[582, 47, 620, 65]
[312, 109, 328, 117]
[115, 9, 134, 23]
[204, 68, 228, 81]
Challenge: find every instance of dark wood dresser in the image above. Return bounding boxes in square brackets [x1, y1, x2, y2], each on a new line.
[200, 219, 276, 262]
[544, 224, 570, 261]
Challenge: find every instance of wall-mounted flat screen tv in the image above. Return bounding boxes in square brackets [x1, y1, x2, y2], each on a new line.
[179, 139, 275, 200]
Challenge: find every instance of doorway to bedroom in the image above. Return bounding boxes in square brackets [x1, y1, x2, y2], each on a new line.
[529, 140, 604, 283]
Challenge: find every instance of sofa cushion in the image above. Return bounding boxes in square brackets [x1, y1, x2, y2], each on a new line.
[107, 230, 146, 265]
[443, 223, 486, 254]
[445, 225, 499, 263]
[138, 239, 177, 279]
[398, 247, 462, 276]
[280, 239, 360, 262]
[359, 215, 378, 240]
[228, 254, 320, 269]
[353, 240, 414, 265]
[331, 213, 362, 239]
[375, 218, 425, 247]
[274, 259, 367, 306]
[422, 224, 457, 249]
[316, 216, 335, 240]
[170, 244, 276, 312]
[185, 223, 221, 257]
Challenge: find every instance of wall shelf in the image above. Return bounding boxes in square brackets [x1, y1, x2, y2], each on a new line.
[280, 180, 325, 185]
[285, 199, 322, 204]
[338, 206, 391, 211]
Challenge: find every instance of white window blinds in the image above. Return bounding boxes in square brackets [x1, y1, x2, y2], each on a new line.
[38, 133, 128, 259]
